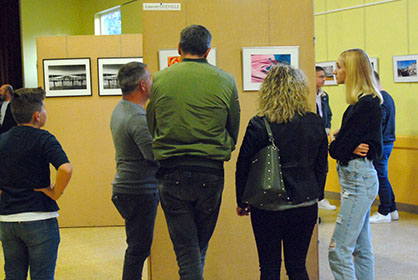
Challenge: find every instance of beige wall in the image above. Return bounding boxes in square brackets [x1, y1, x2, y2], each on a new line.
[36, 34, 142, 227]
[142, 1, 318, 279]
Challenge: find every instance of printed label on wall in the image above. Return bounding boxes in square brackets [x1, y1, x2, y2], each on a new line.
[143, 3, 181, 11]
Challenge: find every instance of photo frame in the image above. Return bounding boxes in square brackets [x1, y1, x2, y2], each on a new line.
[393, 54, 418, 83]
[316, 61, 337, 86]
[98, 57, 143, 96]
[158, 48, 217, 70]
[43, 58, 92, 97]
[370, 57, 379, 73]
[242, 46, 299, 91]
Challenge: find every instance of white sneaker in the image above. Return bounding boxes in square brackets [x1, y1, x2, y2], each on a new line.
[390, 210, 399, 220]
[318, 199, 337, 210]
[370, 212, 391, 224]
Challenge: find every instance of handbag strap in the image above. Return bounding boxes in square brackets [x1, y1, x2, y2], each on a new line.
[262, 117, 276, 149]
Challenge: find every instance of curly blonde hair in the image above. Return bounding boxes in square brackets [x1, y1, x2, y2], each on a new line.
[257, 64, 310, 123]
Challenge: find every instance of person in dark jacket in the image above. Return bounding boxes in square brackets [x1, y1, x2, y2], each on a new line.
[315, 66, 337, 211]
[236, 64, 328, 280]
[369, 71, 398, 224]
[328, 49, 383, 280]
[0, 84, 18, 134]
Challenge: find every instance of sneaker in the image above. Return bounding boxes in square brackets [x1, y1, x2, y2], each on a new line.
[390, 210, 399, 220]
[370, 212, 391, 224]
[318, 199, 337, 210]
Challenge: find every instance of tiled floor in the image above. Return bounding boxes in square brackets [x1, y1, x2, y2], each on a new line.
[318, 199, 418, 279]
[0, 204, 417, 279]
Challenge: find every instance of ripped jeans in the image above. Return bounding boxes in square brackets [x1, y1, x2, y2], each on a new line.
[329, 158, 378, 280]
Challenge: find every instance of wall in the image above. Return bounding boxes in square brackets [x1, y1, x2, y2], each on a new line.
[36, 34, 143, 227]
[315, 0, 418, 207]
[142, 0, 318, 279]
[20, 0, 84, 87]
[20, 0, 142, 88]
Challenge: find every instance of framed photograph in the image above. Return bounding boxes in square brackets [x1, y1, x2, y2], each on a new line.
[158, 48, 217, 70]
[43, 58, 92, 97]
[393, 55, 418, 82]
[370, 57, 379, 73]
[98, 57, 143, 96]
[242, 46, 299, 91]
[316, 61, 337, 86]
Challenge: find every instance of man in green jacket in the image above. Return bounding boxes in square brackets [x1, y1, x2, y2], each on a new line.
[147, 25, 240, 280]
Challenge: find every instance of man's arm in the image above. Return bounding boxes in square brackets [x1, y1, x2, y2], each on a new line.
[226, 82, 240, 147]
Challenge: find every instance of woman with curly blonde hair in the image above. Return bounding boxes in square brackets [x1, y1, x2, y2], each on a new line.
[328, 49, 382, 280]
[236, 64, 328, 280]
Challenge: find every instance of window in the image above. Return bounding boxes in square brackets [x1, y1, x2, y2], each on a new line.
[95, 6, 121, 35]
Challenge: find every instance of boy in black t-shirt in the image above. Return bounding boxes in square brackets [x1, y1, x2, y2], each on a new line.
[0, 87, 72, 279]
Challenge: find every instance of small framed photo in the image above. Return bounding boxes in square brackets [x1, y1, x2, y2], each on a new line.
[98, 57, 143, 96]
[158, 48, 217, 70]
[316, 61, 337, 86]
[43, 58, 92, 97]
[393, 54, 418, 83]
[370, 57, 379, 73]
[242, 46, 299, 91]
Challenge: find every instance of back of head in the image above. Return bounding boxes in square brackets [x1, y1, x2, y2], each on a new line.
[257, 64, 309, 123]
[117, 62, 148, 96]
[179, 25, 212, 56]
[0, 84, 14, 101]
[339, 49, 382, 105]
[11, 87, 45, 124]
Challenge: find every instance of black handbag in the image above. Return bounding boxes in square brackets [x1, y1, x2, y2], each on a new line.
[242, 118, 287, 210]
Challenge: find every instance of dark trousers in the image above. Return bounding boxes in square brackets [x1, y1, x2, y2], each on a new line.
[112, 193, 159, 280]
[373, 143, 397, 215]
[250, 204, 318, 280]
[158, 169, 224, 280]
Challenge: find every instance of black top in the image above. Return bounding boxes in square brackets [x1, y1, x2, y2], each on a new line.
[380, 90, 396, 143]
[329, 94, 382, 163]
[236, 113, 328, 207]
[0, 126, 69, 215]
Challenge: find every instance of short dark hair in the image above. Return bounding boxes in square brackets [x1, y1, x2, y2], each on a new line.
[179, 25, 212, 56]
[316, 66, 325, 72]
[3, 85, 14, 97]
[374, 71, 380, 82]
[11, 87, 45, 124]
[117, 62, 148, 96]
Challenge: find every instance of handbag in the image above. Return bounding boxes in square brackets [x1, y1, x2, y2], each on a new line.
[242, 117, 287, 209]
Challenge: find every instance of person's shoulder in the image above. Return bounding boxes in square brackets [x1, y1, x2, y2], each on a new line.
[298, 112, 324, 125]
[380, 90, 395, 105]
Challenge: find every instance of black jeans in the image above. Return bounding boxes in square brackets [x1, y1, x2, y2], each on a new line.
[158, 169, 224, 280]
[112, 193, 159, 280]
[250, 204, 318, 280]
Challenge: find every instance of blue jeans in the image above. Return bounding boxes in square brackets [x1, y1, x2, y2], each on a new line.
[373, 143, 396, 215]
[251, 204, 318, 280]
[0, 218, 60, 280]
[158, 169, 224, 280]
[329, 158, 378, 280]
[112, 193, 159, 280]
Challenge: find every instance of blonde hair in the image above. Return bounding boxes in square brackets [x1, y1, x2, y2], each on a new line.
[339, 49, 383, 105]
[257, 64, 309, 123]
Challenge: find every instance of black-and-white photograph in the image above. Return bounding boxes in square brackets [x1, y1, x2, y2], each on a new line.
[43, 58, 92, 97]
[98, 57, 143, 96]
[393, 55, 418, 83]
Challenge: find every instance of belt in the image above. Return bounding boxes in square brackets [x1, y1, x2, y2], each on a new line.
[338, 155, 365, 166]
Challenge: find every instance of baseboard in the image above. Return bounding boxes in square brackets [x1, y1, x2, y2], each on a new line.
[324, 191, 418, 214]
